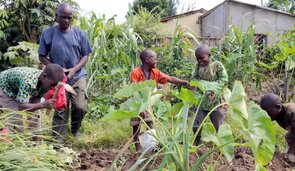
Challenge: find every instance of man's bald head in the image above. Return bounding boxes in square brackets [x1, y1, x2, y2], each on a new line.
[56, 3, 73, 31]
[57, 3, 73, 15]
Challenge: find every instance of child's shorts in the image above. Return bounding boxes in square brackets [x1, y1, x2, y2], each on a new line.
[130, 112, 153, 126]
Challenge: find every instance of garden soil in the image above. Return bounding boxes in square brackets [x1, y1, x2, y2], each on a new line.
[72, 81, 295, 171]
[73, 147, 295, 171]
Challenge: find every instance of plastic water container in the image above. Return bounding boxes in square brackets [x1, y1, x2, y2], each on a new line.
[139, 129, 158, 152]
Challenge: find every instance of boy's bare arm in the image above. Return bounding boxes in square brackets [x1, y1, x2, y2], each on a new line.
[169, 77, 189, 87]
[18, 98, 56, 112]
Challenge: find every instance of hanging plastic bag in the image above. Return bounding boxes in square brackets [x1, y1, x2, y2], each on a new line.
[139, 129, 158, 152]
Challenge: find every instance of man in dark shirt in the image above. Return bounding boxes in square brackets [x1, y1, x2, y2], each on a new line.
[38, 3, 92, 140]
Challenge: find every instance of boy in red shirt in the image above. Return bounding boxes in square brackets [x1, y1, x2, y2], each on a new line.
[130, 48, 190, 151]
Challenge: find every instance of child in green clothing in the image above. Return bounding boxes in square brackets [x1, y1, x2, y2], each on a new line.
[191, 44, 228, 145]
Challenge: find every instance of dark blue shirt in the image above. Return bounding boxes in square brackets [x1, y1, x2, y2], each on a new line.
[38, 25, 92, 84]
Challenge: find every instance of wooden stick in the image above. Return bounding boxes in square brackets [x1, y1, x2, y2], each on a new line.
[45, 82, 62, 115]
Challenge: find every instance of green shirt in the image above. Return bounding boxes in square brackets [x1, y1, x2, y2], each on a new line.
[0, 67, 46, 103]
[192, 60, 228, 111]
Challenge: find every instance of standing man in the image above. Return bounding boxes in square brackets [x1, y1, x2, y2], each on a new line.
[38, 3, 92, 141]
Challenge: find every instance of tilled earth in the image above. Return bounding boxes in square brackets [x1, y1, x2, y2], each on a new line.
[72, 80, 295, 171]
[72, 147, 295, 171]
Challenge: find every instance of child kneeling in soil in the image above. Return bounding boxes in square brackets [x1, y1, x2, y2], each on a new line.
[130, 48, 190, 151]
[0, 64, 64, 138]
[260, 93, 295, 162]
[191, 44, 228, 145]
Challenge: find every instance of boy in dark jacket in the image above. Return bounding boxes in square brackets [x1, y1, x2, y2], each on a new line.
[260, 93, 295, 162]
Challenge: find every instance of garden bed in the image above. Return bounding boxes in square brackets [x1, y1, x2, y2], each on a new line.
[73, 147, 295, 171]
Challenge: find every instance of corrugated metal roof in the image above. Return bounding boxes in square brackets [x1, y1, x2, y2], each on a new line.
[161, 8, 207, 22]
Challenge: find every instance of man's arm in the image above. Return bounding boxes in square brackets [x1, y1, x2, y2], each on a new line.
[67, 55, 89, 80]
[39, 55, 51, 65]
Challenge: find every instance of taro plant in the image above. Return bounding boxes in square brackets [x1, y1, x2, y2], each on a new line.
[221, 81, 276, 170]
[101, 80, 276, 170]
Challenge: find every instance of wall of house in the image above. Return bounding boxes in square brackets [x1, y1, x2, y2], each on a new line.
[201, 1, 295, 45]
[160, 12, 203, 38]
[201, 3, 227, 40]
[227, 1, 295, 44]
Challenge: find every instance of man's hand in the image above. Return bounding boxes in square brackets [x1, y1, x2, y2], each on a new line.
[63, 68, 69, 73]
[184, 81, 197, 91]
[42, 99, 56, 109]
[67, 68, 77, 80]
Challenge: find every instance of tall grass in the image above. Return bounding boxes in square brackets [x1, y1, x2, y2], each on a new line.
[79, 12, 142, 96]
[212, 25, 263, 88]
[0, 109, 77, 170]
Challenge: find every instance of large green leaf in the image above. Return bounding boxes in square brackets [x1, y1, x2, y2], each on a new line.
[190, 80, 223, 94]
[247, 102, 276, 166]
[120, 87, 151, 112]
[286, 56, 295, 71]
[101, 109, 137, 121]
[171, 88, 200, 105]
[226, 81, 248, 129]
[155, 100, 168, 118]
[102, 86, 155, 121]
[257, 61, 279, 70]
[148, 93, 163, 108]
[202, 123, 234, 162]
[114, 80, 156, 99]
[171, 102, 184, 117]
[255, 164, 267, 171]
[223, 87, 231, 103]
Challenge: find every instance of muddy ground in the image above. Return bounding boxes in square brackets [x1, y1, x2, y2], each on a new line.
[72, 81, 295, 171]
[72, 148, 295, 171]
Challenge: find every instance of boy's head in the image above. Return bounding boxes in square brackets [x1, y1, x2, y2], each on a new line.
[40, 64, 64, 91]
[260, 93, 282, 120]
[140, 49, 157, 68]
[195, 44, 211, 67]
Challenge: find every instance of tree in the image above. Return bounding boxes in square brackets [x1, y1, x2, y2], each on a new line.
[167, 0, 179, 16]
[0, 0, 79, 51]
[130, 7, 162, 47]
[0, 0, 79, 70]
[131, 0, 169, 17]
[266, 0, 295, 14]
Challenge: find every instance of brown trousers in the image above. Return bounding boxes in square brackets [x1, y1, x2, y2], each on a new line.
[52, 76, 88, 140]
